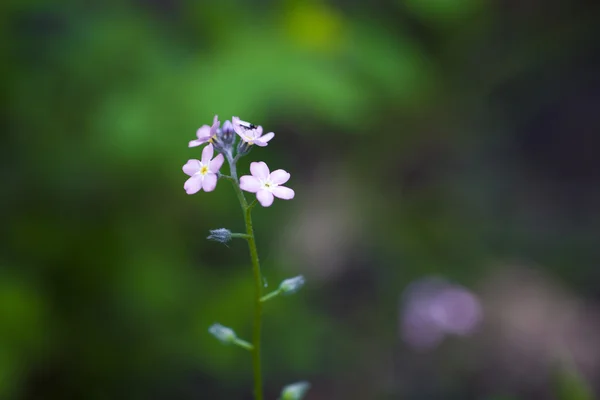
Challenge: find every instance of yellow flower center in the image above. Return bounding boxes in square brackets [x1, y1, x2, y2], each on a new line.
[200, 165, 209, 175]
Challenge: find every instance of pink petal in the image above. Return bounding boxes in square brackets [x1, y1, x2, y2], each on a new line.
[259, 131, 274, 142]
[269, 169, 290, 184]
[257, 190, 274, 207]
[201, 144, 214, 164]
[232, 116, 250, 134]
[240, 176, 261, 193]
[250, 161, 269, 179]
[253, 131, 274, 147]
[189, 138, 208, 148]
[210, 154, 224, 173]
[211, 115, 220, 128]
[237, 131, 251, 142]
[272, 186, 295, 200]
[202, 173, 217, 192]
[184, 175, 203, 194]
[182, 159, 201, 176]
[196, 125, 211, 139]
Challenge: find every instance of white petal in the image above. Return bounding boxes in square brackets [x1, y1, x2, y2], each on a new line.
[232, 116, 251, 134]
[240, 176, 261, 193]
[253, 140, 268, 147]
[184, 175, 203, 194]
[202, 173, 217, 192]
[270, 169, 290, 184]
[250, 161, 269, 179]
[257, 190, 274, 207]
[211, 115, 220, 129]
[201, 144, 214, 164]
[210, 153, 224, 173]
[258, 131, 274, 142]
[189, 138, 208, 148]
[236, 131, 251, 143]
[272, 186, 294, 200]
[182, 159, 201, 176]
[196, 125, 211, 140]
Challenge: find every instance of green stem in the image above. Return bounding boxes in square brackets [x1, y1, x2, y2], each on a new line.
[227, 154, 264, 400]
[245, 203, 264, 400]
[260, 289, 282, 303]
[230, 233, 251, 240]
[233, 337, 254, 351]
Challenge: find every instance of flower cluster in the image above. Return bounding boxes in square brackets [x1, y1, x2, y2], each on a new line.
[182, 115, 294, 207]
[185, 114, 305, 400]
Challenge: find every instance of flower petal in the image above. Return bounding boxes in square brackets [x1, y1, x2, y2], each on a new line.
[232, 116, 252, 134]
[270, 169, 290, 184]
[250, 161, 269, 179]
[240, 176, 261, 193]
[182, 159, 201, 176]
[201, 144, 214, 164]
[211, 115, 220, 130]
[202, 173, 218, 192]
[257, 190, 274, 207]
[189, 138, 209, 148]
[259, 131, 274, 142]
[237, 131, 252, 142]
[184, 175, 203, 194]
[272, 186, 295, 200]
[210, 153, 224, 173]
[196, 125, 212, 140]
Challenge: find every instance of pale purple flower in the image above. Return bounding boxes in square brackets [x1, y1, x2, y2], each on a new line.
[239, 162, 294, 207]
[189, 115, 220, 148]
[232, 116, 274, 147]
[182, 144, 224, 194]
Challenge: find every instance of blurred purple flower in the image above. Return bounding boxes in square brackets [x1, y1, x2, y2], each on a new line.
[401, 278, 482, 349]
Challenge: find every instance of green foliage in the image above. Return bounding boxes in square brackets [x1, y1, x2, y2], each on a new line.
[3, 0, 599, 398]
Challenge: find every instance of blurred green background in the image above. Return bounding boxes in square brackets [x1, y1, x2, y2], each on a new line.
[2, 0, 600, 399]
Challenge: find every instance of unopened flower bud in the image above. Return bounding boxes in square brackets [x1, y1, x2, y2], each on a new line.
[207, 228, 232, 244]
[279, 275, 305, 295]
[280, 381, 311, 400]
[213, 120, 236, 155]
[208, 323, 237, 344]
[236, 139, 253, 158]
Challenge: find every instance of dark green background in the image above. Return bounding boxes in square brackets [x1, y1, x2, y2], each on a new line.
[2, 0, 600, 399]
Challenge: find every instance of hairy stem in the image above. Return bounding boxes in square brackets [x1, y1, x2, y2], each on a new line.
[260, 289, 282, 303]
[245, 202, 263, 400]
[227, 154, 264, 400]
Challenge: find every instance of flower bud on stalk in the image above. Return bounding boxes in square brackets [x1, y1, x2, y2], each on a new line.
[279, 276, 305, 295]
[207, 228, 232, 244]
[213, 120, 236, 157]
[280, 381, 311, 400]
